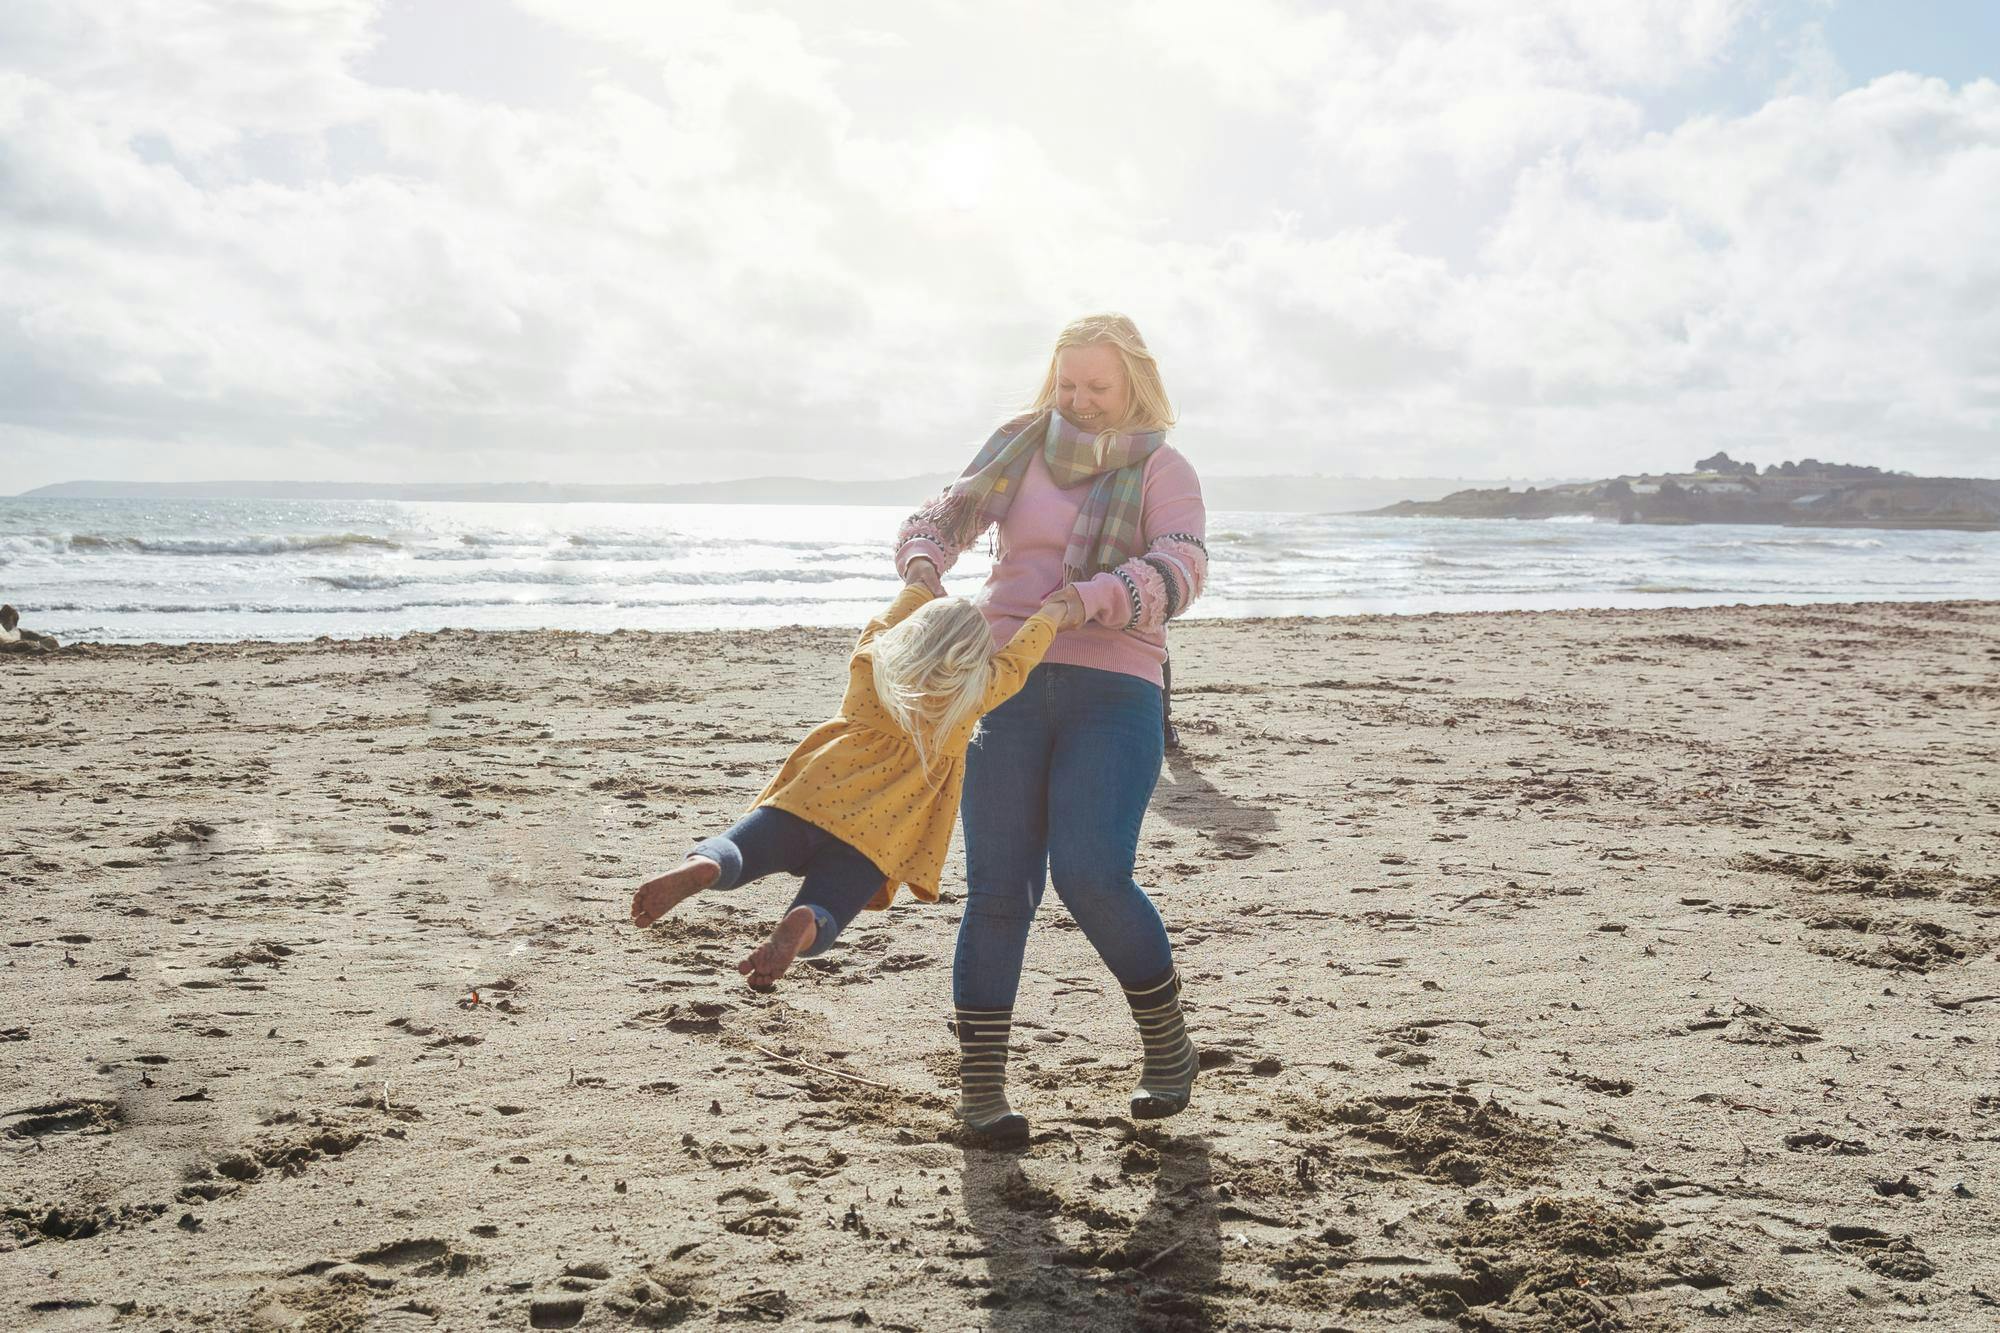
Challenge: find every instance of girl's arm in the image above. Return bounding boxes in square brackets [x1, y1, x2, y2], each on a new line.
[978, 603, 1065, 711]
[856, 584, 936, 651]
[1072, 450, 1209, 632]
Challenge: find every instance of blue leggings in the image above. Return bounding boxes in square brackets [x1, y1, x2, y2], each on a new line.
[690, 807, 884, 957]
[954, 663, 1174, 1010]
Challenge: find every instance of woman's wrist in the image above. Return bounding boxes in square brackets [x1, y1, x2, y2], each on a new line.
[901, 552, 943, 594]
[897, 538, 946, 580]
[1073, 574, 1128, 628]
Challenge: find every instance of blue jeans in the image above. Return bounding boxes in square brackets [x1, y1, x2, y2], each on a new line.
[954, 663, 1174, 1010]
[690, 807, 884, 957]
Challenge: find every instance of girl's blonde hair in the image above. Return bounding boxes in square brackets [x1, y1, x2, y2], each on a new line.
[1025, 312, 1177, 444]
[869, 596, 996, 783]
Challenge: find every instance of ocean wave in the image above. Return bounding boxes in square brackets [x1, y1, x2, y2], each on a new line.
[0, 536, 62, 566]
[455, 532, 540, 547]
[308, 567, 881, 591]
[411, 546, 683, 564]
[11, 494, 1996, 640]
[1275, 547, 1370, 562]
[563, 532, 671, 548]
[309, 573, 417, 591]
[567, 535, 863, 556]
[1699, 536, 1888, 551]
[414, 532, 897, 562]
[544, 548, 699, 563]
[1416, 555, 1505, 570]
[35, 590, 896, 615]
[53, 532, 403, 556]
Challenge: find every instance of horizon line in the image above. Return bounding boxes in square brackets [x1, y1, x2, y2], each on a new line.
[12, 471, 1567, 496]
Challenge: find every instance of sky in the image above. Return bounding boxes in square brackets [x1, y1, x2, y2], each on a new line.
[2, 1, 1997, 489]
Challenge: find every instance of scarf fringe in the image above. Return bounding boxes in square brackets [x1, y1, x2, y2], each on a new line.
[910, 489, 981, 550]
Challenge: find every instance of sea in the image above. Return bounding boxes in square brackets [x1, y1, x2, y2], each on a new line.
[1, 497, 1994, 645]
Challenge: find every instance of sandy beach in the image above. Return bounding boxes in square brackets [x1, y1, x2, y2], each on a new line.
[3, 598, 1996, 1332]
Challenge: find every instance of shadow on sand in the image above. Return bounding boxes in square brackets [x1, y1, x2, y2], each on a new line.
[957, 1127, 1221, 1332]
[1150, 745, 1279, 853]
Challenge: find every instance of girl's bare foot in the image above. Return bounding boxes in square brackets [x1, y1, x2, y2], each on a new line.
[738, 907, 818, 991]
[631, 856, 721, 928]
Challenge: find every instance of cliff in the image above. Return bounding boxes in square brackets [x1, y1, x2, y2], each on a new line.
[1365, 455, 2000, 531]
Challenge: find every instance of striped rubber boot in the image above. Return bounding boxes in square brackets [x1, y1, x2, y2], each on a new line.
[1124, 968, 1197, 1120]
[954, 1007, 1029, 1145]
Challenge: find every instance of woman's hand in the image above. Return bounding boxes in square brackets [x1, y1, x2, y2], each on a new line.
[1038, 585, 1087, 631]
[904, 556, 944, 597]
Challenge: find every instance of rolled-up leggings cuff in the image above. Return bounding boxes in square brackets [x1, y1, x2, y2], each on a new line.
[690, 833, 859, 956]
[800, 905, 842, 957]
[689, 835, 744, 891]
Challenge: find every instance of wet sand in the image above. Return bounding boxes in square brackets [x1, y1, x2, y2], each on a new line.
[3, 599, 1997, 1331]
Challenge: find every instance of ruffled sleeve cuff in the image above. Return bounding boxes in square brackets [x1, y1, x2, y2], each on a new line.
[895, 507, 961, 580]
[1084, 533, 1209, 634]
[895, 536, 951, 583]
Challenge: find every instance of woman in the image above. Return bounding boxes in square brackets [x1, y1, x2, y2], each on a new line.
[896, 313, 1209, 1143]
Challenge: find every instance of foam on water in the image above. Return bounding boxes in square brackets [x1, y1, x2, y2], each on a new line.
[1, 496, 1994, 644]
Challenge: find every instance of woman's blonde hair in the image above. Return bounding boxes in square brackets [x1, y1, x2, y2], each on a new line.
[869, 596, 996, 783]
[1025, 312, 1177, 443]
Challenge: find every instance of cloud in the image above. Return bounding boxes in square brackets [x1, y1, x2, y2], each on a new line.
[0, 1, 379, 154]
[0, 0, 1995, 489]
[1456, 74, 2000, 465]
[1138, 0, 1758, 185]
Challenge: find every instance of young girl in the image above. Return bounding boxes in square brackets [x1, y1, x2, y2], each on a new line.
[630, 582, 1081, 988]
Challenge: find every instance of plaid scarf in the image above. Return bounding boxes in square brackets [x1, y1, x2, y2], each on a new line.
[910, 410, 1164, 581]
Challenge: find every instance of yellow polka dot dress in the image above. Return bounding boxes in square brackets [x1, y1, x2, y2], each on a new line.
[750, 585, 1058, 912]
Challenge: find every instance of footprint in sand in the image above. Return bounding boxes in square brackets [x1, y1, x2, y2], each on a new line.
[3, 1098, 122, 1141]
[530, 1259, 712, 1327]
[294, 1237, 485, 1285]
[621, 999, 733, 1033]
[5, 1199, 167, 1245]
[528, 1296, 586, 1328]
[1828, 1223, 1937, 1281]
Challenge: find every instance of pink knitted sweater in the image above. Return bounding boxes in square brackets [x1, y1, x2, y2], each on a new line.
[895, 443, 1208, 688]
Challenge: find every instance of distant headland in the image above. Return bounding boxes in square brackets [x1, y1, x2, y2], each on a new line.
[1364, 454, 2000, 531]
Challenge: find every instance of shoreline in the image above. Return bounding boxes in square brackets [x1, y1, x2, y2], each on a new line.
[10, 507, 1996, 647]
[4, 596, 1996, 1329]
[14, 593, 2000, 652]
[1366, 513, 2000, 532]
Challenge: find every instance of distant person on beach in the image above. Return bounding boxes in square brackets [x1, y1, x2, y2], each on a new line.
[630, 584, 1081, 988]
[896, 312, 1209, 1142]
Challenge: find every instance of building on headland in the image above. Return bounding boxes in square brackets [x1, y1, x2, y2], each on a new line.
[1364, 454, 2000, 531]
